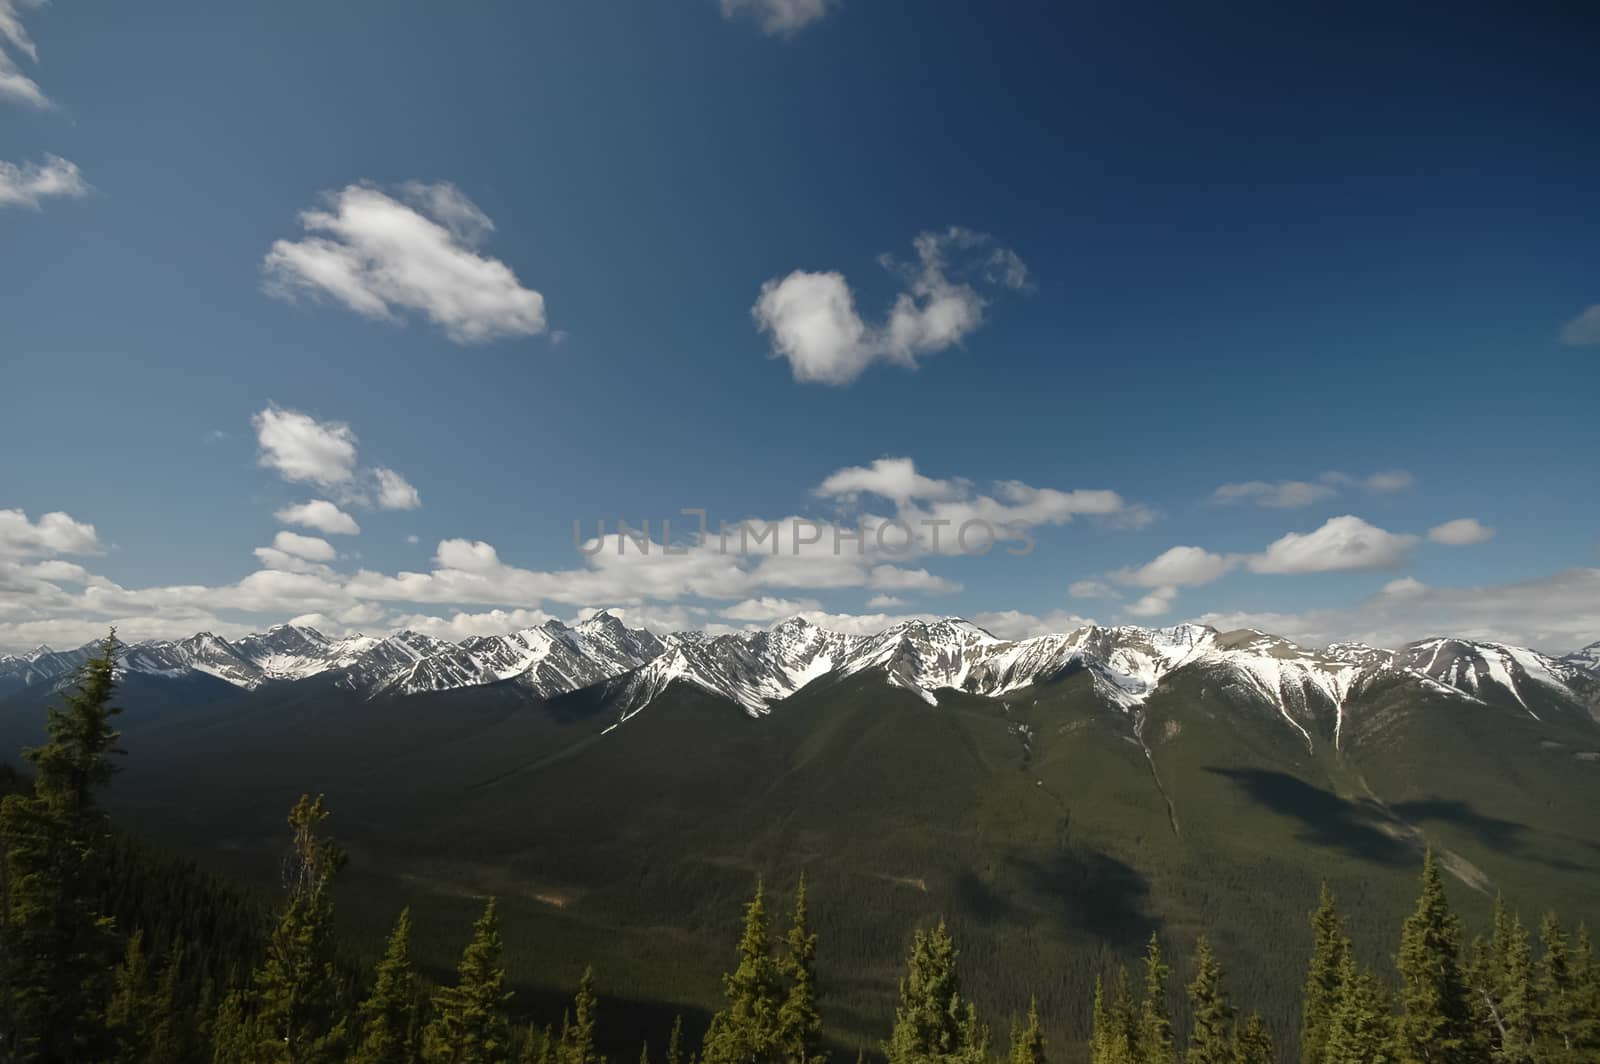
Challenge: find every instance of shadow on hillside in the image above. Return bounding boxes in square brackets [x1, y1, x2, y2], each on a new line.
[1205, 768, 1414, 865]
[1389, 798, 1528, 853]
[1009, 847, 1158, 948]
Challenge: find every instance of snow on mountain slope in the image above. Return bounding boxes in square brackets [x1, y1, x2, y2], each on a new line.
[1560, 640, 1600, 677]
[1395, 637, 1588, 719]
[3, 618, 1595, 739]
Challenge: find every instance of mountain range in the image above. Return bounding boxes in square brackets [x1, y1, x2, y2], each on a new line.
[4, 615, 1597, 746]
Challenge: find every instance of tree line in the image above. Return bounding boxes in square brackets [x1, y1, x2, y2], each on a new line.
[1, 634, 1597, 1063]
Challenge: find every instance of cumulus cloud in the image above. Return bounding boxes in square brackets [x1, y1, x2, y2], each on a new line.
[865, 594, 907, 609]
[1560, 305, 1600, 346]
[373, 468, 421, 511]
[970, 609, 1096, 641]
[253, 406, 358, 487]
[1428, 518, 1494, 546]
[0, 509, 99, 557]
[262, 181, 546, 343]
[722, 596, 824, 622]
[254, 406, 421, 511]
[754, 228, 1027, 386]
[1068, 580, 1118, 600]
[1213, 469, 1414, 508]
[0, 154, 87, 209]
[1247, 515, 1417, 574]
[270, 531, 336, 562]
[0, 0, 50, 108]
[389, 607, 561, 640]
[1113, 545, 1235, 588]
[275, 500, 361, 536]
[1124, 587, 1179, 619]
[719, 0, 833, 36]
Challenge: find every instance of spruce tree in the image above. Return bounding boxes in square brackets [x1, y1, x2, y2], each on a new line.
[355, 907, 422, 1064]
[1569, 925, 1600, 1057]
[883, 921, 988, 1064]
[1185, 936, 1234, 1064]
[1301, 885, 1347, 1064]
[1469, 900, 1534, 1064]
[1139, 934, 1175, 1064]
[1231, 1014, 1273, 1064]
[0, 631, 124, 1062]
[704, 881, 786, 1064]
[424, 899, 514, 1064]
[1533, 913, 1585, 1064]
[778, 876, 824, 1064]
[1393, 851, 1475, 1064]
[556, 967, 601, 1064]
[1008, 997, 1045, 1064]
[666, 1015, 685, 1064]
[246, 793, 350, 1063]
[106, 928, 158, 1060]
[1322, 950, 1393, 1064]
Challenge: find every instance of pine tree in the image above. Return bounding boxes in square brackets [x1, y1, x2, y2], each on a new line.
[778, 876, 824, 1064]
[1322, 950, 1393, 1064]
[1533, 913, 1585, 1064]
[424, 899, 514, 1064]
[1232, 1015, 1273, 1064]
[704, 881, 786, 1064]
[106, 928, 158, 1060]
[1301, 885, 1347, 1064]
[1569, 925, 1600, 1057]
[245, 793, 350, 1063]
[883, 921, 988, 1064]
[666, 1015, 685, 1064]
[1139, 934, 1175, 1064]
[1008, 997, 1045, 1064]
[1394, 852, 1475, 1064]
[0, 631, 124, 1062]
[354, 907, 422, 1064]
[556, 967, 601, 1064]
[1186, 936, 1234, 1064]
[1470, 899, 1534, 1064]
[639, 1043, 650, 1064]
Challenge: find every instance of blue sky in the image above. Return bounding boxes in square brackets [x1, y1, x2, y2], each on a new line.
[2, 0, 1597, 653]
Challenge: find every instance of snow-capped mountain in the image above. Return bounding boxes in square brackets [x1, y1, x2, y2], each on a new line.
[1562, 640, 1600, 677]
[2, 617, 1595, 747]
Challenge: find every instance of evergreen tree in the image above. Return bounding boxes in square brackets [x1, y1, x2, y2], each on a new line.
[354, 907, 422, 1064]
[704, 882, 786, 1064]
[1322, 950, 1393, 1064]
[0, 631, 124, 1062]
[245, 793, 350, 1063]
[778, 876, 824, 1064]
[1568, 925, 1600, 1057]
[1008, 997, 1045, 1064]
[665, 1015, 685, 1064]
[424, 899, 514, 1064]
[1185, 936, 1234, 1064]
[1393, 852, 1476, 1064]
[1469, 899, 1534, 1064]
[1231, 1014, 1274, 1064]
[1091, 970, 1137, 1064]
[1139, 934, 1175, 1064]
[1533, 913, 1590, 1064]
[1301, 885, 1347, 1064]
[883, 921, 988, 1064]
[106, 928, 158, 1060]
[639, 1043, 650, 1064]
[556, 967, 601, 1064]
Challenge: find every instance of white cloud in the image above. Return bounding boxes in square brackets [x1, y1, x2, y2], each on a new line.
[1211, 479, 1336, 509]
[1382, 576, 1426, 596]
[275, 499, 361, 536]
[0, 0, 50, 108]
[753, 228, 1026, 386]
[0, 509, 99, 557]
[1068, 579, 1118, 600]
[865, 594, 906, 609]
[1213, 469, 1414, 508]
[1113, 545, 1235, 588]
[971, 609, 1096, 641]
[1124, 587, 1179, 619]
[719, 0, 833, 36]
[1248, 515, 1417, 575]
[1427, 518, 1494, 546]
[262, 181, 546, 343]
[1560, 304, 1600, 346]
[373, 467, 421, 511]
[253, 406, 358, 488]
[389, 607, 560, 640]
[269, 531, 336, 563]
[722, 596, 823, 622]
[0, 155, 87, 208]
[815, 457, 964, 504]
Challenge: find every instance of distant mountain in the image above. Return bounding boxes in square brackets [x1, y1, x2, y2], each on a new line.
[4, 616, 1596, 742]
